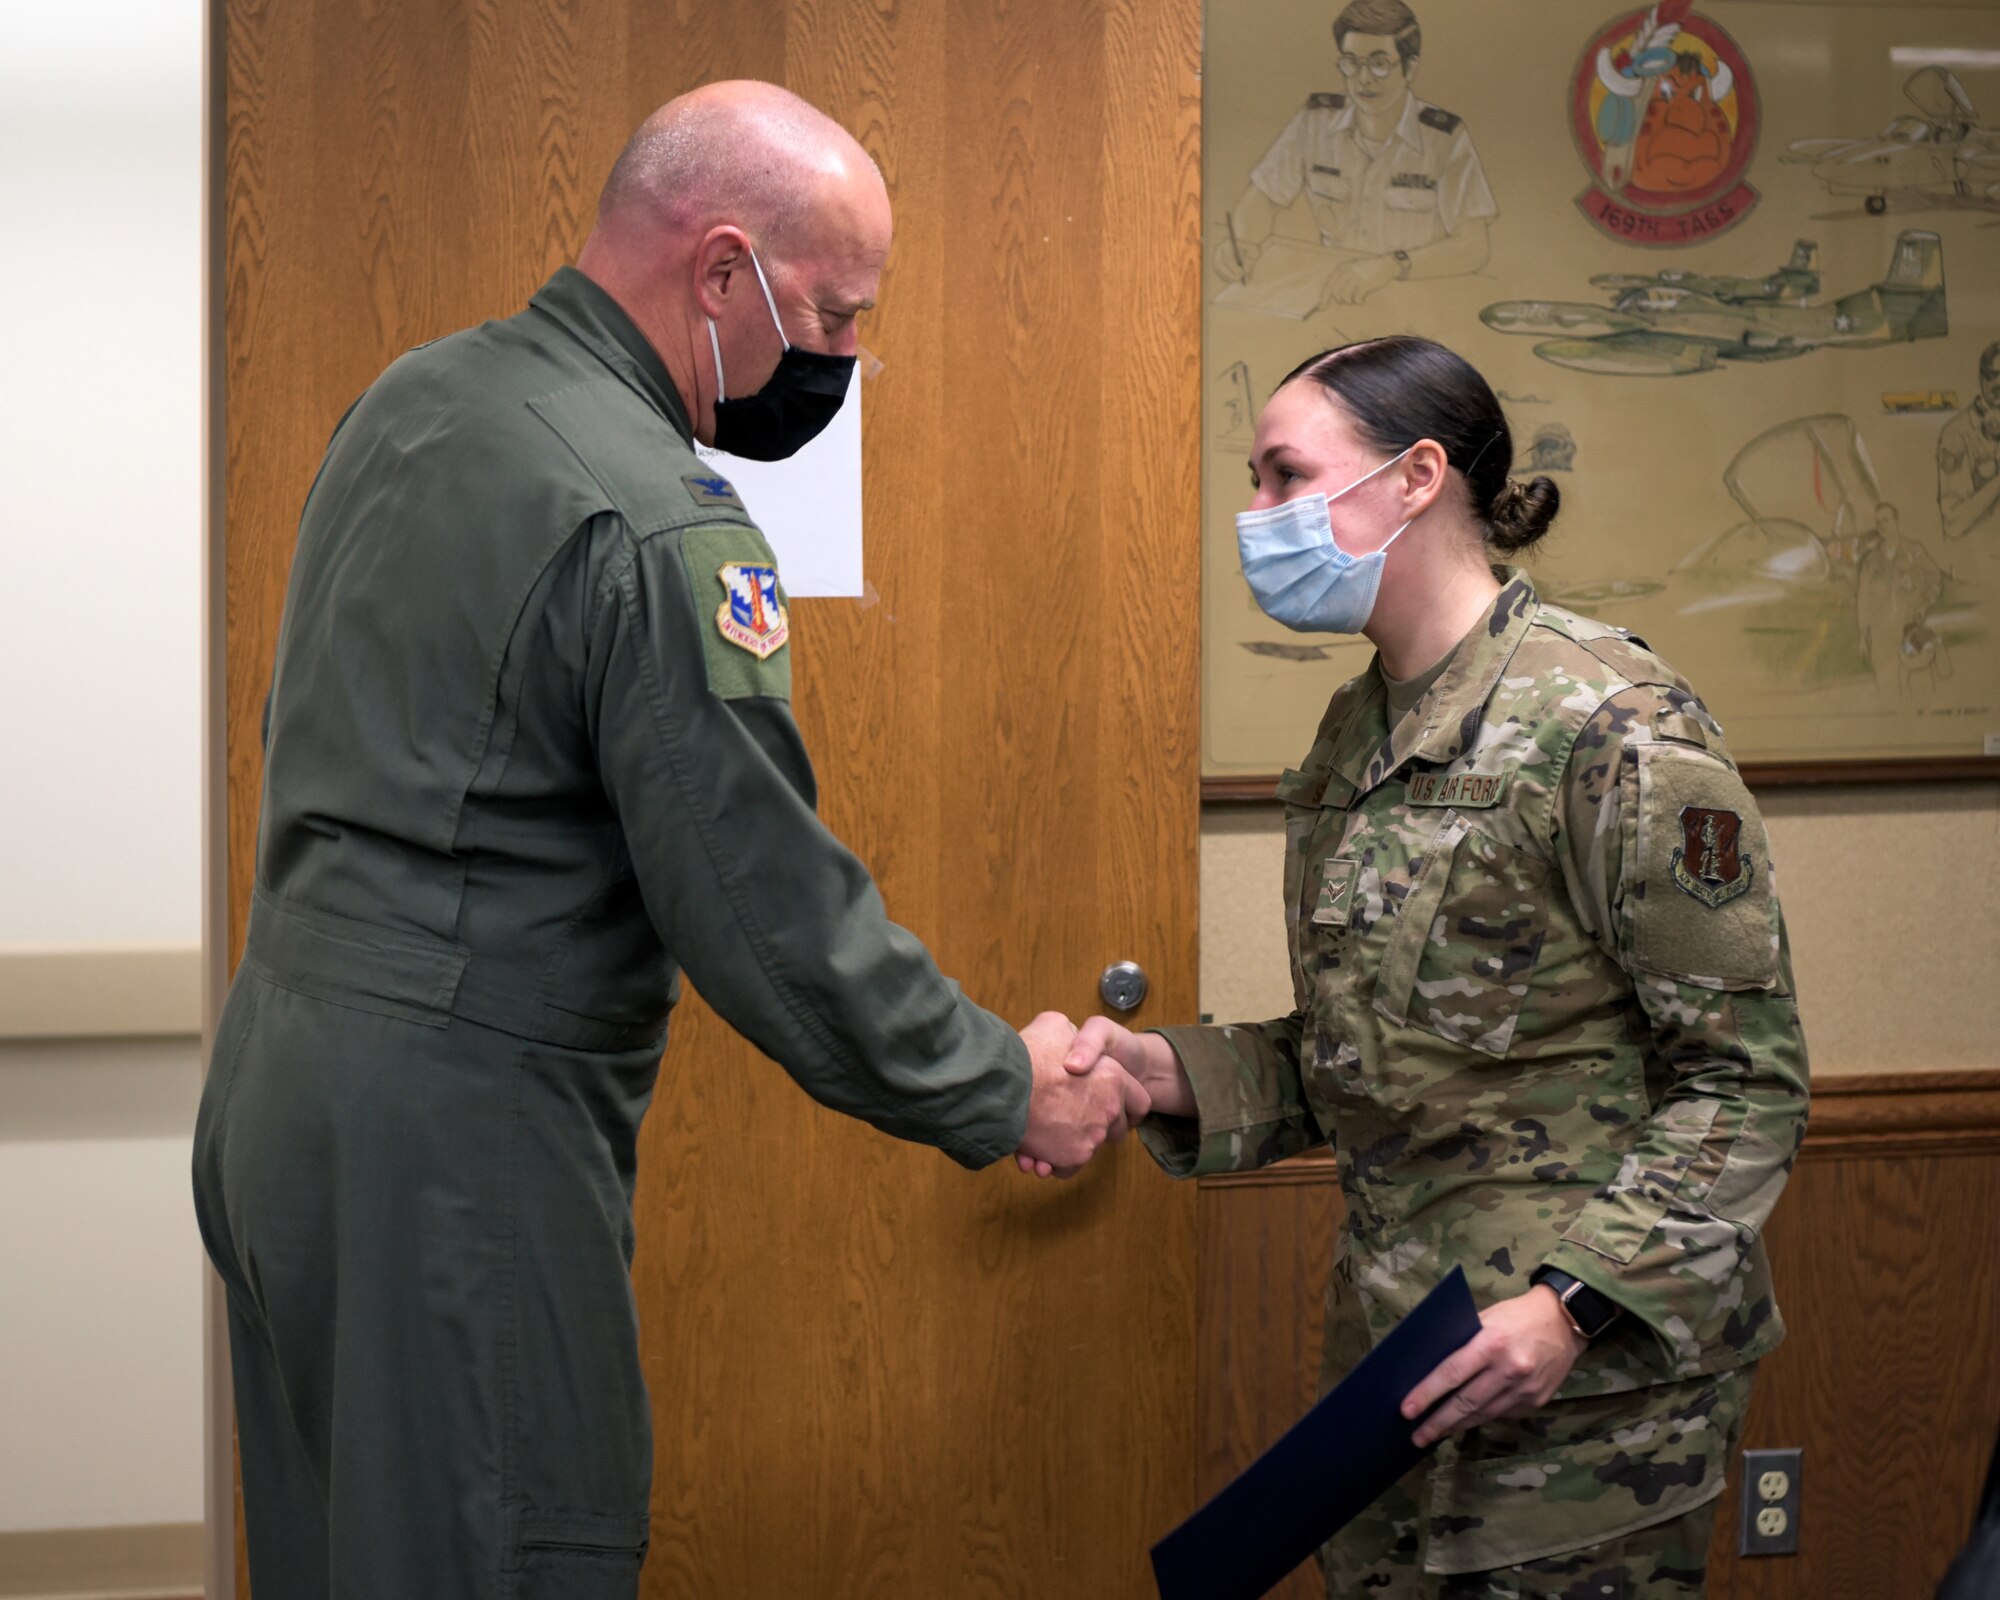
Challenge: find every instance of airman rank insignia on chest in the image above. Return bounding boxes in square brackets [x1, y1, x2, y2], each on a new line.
[716, 562, 789, 660]
[1671, 806, 1754, 907]
[1405, 769, 1510, 808]
[1312, 858, 1359, 927]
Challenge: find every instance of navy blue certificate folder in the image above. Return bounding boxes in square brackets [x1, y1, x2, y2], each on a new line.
[1150, 1266, 1482, 1600]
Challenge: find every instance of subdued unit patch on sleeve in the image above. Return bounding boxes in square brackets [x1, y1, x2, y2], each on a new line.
[676, 525, 793, 702]
[1622, 745, 1778, 989]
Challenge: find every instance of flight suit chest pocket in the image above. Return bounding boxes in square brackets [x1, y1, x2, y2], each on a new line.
[1373, 811, 1551, 1058]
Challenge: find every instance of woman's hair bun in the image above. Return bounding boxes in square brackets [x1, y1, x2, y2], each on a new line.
[1488, 475, 1560, 554]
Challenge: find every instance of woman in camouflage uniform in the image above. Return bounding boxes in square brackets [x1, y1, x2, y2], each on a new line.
[1054, 337, 1809, 1597]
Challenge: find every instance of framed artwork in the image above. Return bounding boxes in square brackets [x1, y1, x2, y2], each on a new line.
[1201, 0, 2000, 790]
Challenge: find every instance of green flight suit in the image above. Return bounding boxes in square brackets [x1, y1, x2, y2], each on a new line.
[192, 267, 1031, 1599]
[1142, 576, 1809, 1595]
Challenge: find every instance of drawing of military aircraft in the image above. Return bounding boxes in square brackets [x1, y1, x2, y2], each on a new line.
[1548, 413, 1977, 694]
[1783, 67, 2000, 215]
[1479, 230, 1945, 376]
[1587, 239, 1819, 304]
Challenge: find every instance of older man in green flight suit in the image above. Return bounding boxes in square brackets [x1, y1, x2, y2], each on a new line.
[193, 81, 1148, 1599]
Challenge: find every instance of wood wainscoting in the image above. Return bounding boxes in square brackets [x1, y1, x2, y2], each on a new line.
[1195, 1071, 2000, 1600]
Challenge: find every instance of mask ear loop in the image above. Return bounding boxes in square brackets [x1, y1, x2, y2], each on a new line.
[745, 246, 791, 351]
[706, 242, 790, 406]
[707, 319, 728, 403]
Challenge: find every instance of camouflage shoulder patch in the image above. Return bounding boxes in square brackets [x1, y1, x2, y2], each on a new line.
[1418, 104, 1463, 133]
[1624, 745, 1777, 989]
[675, 525, 792, 702]
[1651, 706, 1709, 749]
[682, 472, 744, 510]
[1307, 91, 1348, 110]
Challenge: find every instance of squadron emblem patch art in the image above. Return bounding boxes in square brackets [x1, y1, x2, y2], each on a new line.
[716, 562, 790, 660]
[1671, 804, 1754, 907]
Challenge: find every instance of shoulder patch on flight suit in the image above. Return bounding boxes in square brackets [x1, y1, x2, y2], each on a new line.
[677, 526, 792, 702]
[1307, 92, 1348, 110]
[682, 472, 745, 510]
[1418, 105, 1462, 133]
[1625, 746, 1776, 989]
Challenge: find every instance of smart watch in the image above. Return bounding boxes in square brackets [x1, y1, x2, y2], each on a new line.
[1529, 1266, 1621, 1341]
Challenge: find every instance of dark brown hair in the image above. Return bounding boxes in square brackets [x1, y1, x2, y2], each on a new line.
[1333, 0, 1422, 68]
[1280, 335, 1559, 555]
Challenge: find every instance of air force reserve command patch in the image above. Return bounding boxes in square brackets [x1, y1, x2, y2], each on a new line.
[716, 562, 790, 660]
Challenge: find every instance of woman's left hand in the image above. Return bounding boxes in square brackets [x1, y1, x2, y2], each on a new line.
[1401, 1286, 1590, 1449]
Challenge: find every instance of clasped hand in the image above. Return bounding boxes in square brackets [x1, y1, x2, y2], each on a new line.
[1401, 1287, 1587, 1448]
[1014, 1013, 1196, 1179]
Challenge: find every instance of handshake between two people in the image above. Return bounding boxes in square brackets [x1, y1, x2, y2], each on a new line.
[1012, 1013, 1198, 1179]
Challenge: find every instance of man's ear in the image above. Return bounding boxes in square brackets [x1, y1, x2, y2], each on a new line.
[692, 225, 750, 320]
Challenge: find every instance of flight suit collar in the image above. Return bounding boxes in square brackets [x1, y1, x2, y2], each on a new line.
[1327, 569, 1538, 798]
[530, 266, 694, 443]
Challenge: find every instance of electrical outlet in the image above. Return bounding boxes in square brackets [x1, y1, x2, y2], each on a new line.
[1741, 1448, 1802, 1556]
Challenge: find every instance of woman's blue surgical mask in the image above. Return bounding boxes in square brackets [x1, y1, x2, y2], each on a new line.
[1235, 446, 1414, 634]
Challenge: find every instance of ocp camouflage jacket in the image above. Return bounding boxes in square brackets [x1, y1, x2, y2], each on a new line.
[1145, 575, 1809, 1401]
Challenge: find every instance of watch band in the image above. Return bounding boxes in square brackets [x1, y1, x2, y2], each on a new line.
[1530, 1267, 1621, 1340]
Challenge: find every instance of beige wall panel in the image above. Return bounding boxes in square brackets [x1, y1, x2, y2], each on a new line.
[1200, 783, 2000, 1074]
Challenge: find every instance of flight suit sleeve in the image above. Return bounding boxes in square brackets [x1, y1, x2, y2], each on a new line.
[584, 515, 1031, 1169]
[1436, 124, 1498, 235]
[1136, 1017, 1316, 1178]
[1541, 687, 1809, 1373]
[1249, 109, 1312, 207]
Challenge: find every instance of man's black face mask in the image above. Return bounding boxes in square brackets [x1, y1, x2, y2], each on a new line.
[706, 244, 855, 462]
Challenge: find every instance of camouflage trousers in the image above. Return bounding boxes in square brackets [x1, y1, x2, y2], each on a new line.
[1320, 1367, 1754, 1599]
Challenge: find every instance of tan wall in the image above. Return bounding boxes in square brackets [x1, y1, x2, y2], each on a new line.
[1199, 783, 2000, 1076]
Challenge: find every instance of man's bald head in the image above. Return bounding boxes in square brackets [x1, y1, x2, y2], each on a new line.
[577, 81, 892, 446]
[593, 80, 884, 257]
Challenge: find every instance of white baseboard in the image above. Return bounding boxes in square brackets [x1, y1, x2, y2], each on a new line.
[0, 1523, 201, 1600]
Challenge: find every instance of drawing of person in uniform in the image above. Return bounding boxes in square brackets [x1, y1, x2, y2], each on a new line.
[1214, 0, 1496, 306]
[1938, 341, 2000, 544]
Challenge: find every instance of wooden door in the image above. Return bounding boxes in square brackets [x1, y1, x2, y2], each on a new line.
[220, 2, 1201, 1595]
